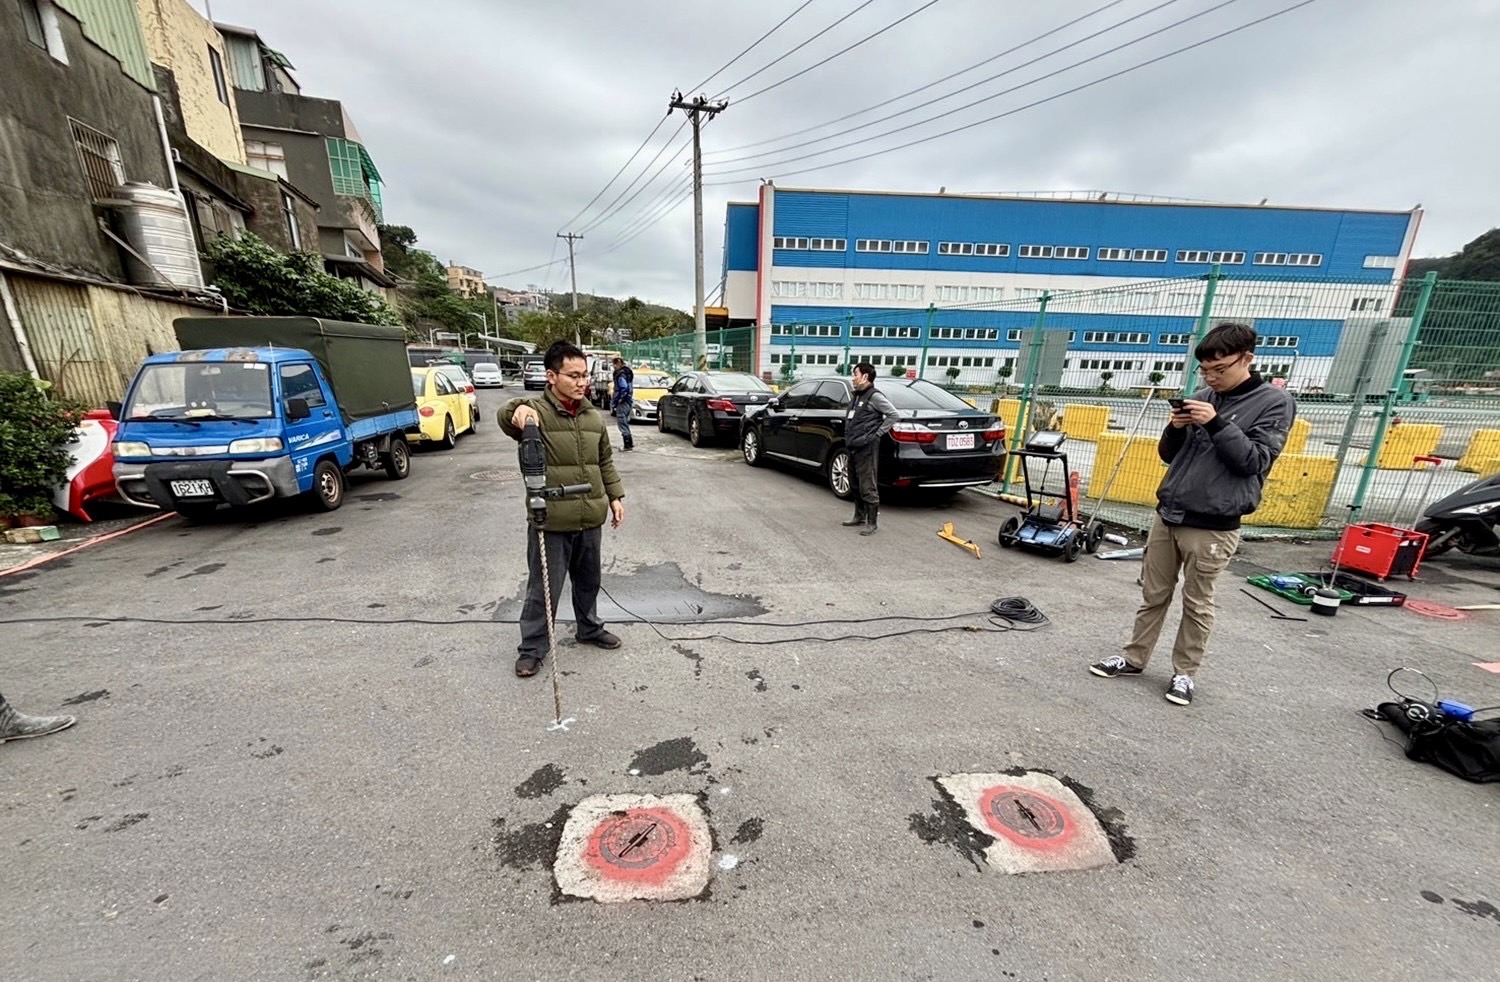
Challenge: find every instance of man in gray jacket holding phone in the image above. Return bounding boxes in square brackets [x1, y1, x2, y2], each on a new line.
[1089, 323, 1294, 706]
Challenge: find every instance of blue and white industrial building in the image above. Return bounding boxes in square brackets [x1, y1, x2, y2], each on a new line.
[720, 186, 1422, 389]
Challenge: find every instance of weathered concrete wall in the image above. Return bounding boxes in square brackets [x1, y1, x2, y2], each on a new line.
[134, 0, 245, 164]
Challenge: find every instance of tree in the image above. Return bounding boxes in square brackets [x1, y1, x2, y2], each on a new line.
[1439, 228, 1500, 282]
[890, 363, 906, 377]
[1099, 370, 1114, 392]
[204, 233, 401, 326]
[995, 364, 1013, 391]
[1148, 370, 1165, 386]
[945, 366, 961, 387]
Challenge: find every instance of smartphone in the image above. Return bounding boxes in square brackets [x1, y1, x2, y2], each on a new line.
[1168, 398, 1186, 411]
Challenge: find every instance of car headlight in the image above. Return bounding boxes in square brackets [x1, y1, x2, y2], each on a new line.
[111, 441, 151, 458]
[228, 438, 285, 454]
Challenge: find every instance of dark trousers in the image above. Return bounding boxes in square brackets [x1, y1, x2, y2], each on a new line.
[518, 526, 606, 659]
[851, 446, 880, 508]
[614, 403, 633, 448]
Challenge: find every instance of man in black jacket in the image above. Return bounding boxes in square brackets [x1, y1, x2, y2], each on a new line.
[842, 362, 900, 535]
[1089, 323, 1294, 706]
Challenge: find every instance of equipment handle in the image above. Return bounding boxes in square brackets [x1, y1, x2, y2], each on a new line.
[1411, 455, 1442, 467]
[558, 483, 593, 496]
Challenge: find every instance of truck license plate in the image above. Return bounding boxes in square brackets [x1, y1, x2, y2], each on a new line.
[946, 433, 975, 450]
[170, 479, 215, 498]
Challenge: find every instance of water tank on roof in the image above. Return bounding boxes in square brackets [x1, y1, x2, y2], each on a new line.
[113, 181, 204, 289]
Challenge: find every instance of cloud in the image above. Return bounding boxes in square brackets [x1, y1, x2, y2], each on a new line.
[210, 0, 1499, 308]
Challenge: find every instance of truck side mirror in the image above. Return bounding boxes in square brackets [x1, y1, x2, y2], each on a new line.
[106, 401, 122, 420]
[768, 398, 782, 412]
[285, 397, 310, 421]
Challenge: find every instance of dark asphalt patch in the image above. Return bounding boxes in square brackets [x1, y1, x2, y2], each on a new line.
[628, 737, 709, 776]
[61, 689, 109, 705]
[730, 818, 763, 844]
[676, 644, 703, 679]
[908, 779, 995, 873]
[311, 527, 342, 537]
[490, 562, 767, 623]
[176, 563, 225, 579]
[515, 764, 566, 799]
[493, 804, 571, 871]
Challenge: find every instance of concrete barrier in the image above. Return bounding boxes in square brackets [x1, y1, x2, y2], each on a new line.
[1458, 430, 1500, 474]
[1374, 424, 1441, 469]
[1086, 433, 1165, 507]
[1283, 417, 1311, 456]
[1244, 453, 1339, 529]
[992, 398, 1029, 436]
[1061, 403, 1110, 442]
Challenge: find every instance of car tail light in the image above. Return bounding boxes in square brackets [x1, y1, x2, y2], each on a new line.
[983, 423, 1006, 442]
[705, 398, 738, 413]
[465, 384, 475, 394]
[890, 422, 937, 444]
[419, 406, 435, 417]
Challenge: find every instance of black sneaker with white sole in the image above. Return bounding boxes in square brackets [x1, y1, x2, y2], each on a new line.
[1089, 655, 1144, 678]
[1165, 674, 1195, 705]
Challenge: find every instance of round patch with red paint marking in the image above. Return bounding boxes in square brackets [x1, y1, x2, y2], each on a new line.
[978, 785, 1075, 848]
[937, 772, 1118, 874]
[555, 793, 713, 902]
[584, 807, 692, 884]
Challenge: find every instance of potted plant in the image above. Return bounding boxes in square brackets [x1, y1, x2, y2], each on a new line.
[0, 372, 86, 527]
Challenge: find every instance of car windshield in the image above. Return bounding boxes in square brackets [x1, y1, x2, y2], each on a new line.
[475, 363, 500, 372]
[638, 373, 672, 387]
[879, 379, 983, 411]
[708, 373, 772, 393]
[123, 362, 275, 420]
[410, 373, 426, 396]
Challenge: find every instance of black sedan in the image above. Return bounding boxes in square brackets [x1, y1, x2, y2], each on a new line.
[657, 371, 775, 446]
[739, 377, 1007, 500]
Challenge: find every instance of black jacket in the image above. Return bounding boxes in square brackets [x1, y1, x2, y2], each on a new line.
[845, 385, 900, 451]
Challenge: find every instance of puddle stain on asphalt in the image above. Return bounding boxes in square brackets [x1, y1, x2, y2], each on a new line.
[627, 737, 710, 776]
[515, 764, 566, 799]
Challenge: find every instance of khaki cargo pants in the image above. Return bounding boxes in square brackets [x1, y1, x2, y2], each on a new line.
[1122, 516, 1240, 677]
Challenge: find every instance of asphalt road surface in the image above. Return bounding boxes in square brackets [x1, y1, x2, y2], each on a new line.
[4, 383, 1498, 982]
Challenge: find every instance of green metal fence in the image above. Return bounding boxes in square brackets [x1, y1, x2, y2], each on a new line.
[618, 274, 1500, 536]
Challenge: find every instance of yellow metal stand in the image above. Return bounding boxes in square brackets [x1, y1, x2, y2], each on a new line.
[938, 522, 982, 559]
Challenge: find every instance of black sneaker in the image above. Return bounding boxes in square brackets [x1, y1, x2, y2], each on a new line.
[1089, 655, 1144, 678]
[1165, 674, 1195, 706]
[577, 630, 622, 650]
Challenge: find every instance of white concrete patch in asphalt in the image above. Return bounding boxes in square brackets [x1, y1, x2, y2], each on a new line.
[554, 793, 712, 902]
[938, 771, 1117, 875]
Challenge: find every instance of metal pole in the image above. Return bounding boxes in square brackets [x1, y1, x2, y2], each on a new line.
[1330, 319, 1387, 473]
[918, 303, 935, 380]
[1348, 271, 1438, 519]
[1181, 263, 1223, 393]
[691, 106, 706, 370]
[843, 313, 852, 374]
[1001, 292, 1050, 492]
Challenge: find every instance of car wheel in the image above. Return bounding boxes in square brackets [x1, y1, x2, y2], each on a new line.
[741, 426, 763, 466]
[469, 409, 479, 431]
[1415, 518, 1457, 556]
[312, 459, 345, 512]
[688, 413, 705, 447]
[658, 410, 668, 433]
[441, 416, 457, 450]
[826, 447, 853, 499]
[998, 516, 1020, 548]
[382, 435, 411, 480]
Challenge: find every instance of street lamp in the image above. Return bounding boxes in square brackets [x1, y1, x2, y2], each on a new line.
[467, 311, 487, 351]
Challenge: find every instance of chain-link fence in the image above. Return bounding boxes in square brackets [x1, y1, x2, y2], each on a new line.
[617, 327, 758, 376]
[619, 273, 1500, 536]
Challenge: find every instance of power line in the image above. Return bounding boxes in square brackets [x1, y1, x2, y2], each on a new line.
[688, 0, 822, 94]
[704, 0, 1319, 186]
[597, 186, 695, 258]
[598, 177, 694, 252]
[708, 0, 1215, 172]
[557, 111, 672, 232]
[576, 118, 691, 234]
[706, 0, 1133, 155]
[733, 0, 949, 105]
[578, 129, 694, 236]
[490, 253, 573, 281]
[711, 0, 880, 99]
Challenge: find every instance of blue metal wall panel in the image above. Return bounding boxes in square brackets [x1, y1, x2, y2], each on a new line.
[767, 191, 1410, 282]
[723, 203, 760, 272]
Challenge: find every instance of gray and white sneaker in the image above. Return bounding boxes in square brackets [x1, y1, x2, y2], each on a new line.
[1165, 674, 1195, 706]
[1089, 655, 1144, 678]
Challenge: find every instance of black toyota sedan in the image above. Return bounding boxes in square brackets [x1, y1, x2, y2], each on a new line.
[738, 376, 1007, 500]
[657, 371, 775, 446]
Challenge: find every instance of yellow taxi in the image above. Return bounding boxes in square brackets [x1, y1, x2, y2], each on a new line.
[629, 364, 675, 422]
[409, 367, 476, 449]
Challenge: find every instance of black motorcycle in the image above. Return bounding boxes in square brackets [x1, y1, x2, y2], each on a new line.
[1416, 473, 1500, 557]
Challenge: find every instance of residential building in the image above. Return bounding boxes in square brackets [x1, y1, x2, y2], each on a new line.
[133, 0, 244, 164]
[447, 262, 485, 297]
[722, 187, 1422, 388]
[1, 0, 175, 280]
[493, 287, 550, 320]
[217, 22, 394, 293]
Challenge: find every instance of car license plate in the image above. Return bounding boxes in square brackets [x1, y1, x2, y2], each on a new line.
[946, 433, 975, 450]
[170, 479, 215, 498]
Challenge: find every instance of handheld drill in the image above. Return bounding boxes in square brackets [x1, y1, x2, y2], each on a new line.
[518, 418, 592, 528]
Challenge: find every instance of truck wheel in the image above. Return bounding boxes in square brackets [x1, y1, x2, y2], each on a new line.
[440, 416, 457, 450]
[382, 436, 411, 480]
[312, 460, 345, 511]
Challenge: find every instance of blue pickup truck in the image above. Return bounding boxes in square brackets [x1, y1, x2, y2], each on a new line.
[112, 317, 418, 519]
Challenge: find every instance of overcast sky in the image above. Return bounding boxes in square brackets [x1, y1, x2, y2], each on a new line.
[207, 0, 1498, 311]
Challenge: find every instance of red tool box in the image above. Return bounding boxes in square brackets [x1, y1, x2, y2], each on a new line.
[1330, 456, 1441, 581]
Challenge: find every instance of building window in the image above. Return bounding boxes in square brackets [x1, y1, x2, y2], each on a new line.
[938, 241, 1009, 257]
[853, 282, 924, 302]
[22, 0, 67, 61]
[1175, 249, 1246, 265]
[770, 324, 839, 337]
[933, 285, 1004, 303]
[1099, 247, 1167, 262]
[1019, 245, 1051, 258]
[1261, 336, 1299, 348]
[68, 119, 125, 201]
[772, 236, 845, 251]
[245, 140, 287, 178]
[209, 45, 230, 105]
[770, 280, 842, 300]
[1013, 287, 1046, 300]
[1019, 244, 1089, 260]
[854, 239, 927, 254]
[1350, 297, 1384, 312]
[1158, 333, 1192, 346]
[1253, 252, 1323, 266]
[281, 191, 302, 250]
[1363, 255, 1399, 269]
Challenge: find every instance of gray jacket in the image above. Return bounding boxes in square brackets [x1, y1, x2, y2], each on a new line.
[1155, 376, 1295, 530]
[845, 385, 900, 451]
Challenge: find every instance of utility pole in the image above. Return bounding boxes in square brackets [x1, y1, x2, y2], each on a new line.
[669, 90, 728, 369]
[557, 232, 583, 346]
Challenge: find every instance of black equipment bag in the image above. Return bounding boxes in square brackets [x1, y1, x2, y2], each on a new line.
[1376, 702, 1500, 783]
